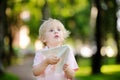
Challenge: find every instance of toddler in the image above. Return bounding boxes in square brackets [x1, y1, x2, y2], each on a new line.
[32, 18, 78, 80]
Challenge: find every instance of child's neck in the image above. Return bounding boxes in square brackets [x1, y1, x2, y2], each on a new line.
[46, 43, 62, 48]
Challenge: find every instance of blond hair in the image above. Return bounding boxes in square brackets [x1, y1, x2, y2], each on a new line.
[39, 18, 70, 42]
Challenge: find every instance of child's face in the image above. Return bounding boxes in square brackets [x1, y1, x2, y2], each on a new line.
[43, 25, 64, 46]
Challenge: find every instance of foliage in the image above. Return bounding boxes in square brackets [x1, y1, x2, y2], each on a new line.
[0, 72, 19, 80]
[48, 0, 91, 40]
[6, 0, 91, 41]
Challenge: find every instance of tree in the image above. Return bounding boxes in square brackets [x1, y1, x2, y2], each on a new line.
[0, 0, 7, 74]
[91, 0, 102, 74]
[41, 0, 50, 20]
[91, 0, 119, 74]
[114, 0, 120, 64]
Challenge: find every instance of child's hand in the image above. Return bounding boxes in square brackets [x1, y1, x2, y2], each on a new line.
[46, 55, 60, 65]
[63, 64, 75, 79]
[63, 64, 69, 72]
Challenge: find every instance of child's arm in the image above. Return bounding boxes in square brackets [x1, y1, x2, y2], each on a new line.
[32, 55, 60, 76]
[63, 64, 75, 79]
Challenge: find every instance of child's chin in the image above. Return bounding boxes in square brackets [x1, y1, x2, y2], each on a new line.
[53, 39, 62, 43]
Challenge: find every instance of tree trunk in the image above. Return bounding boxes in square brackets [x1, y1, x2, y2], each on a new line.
[91, 0, 102, 74]
[113, 0, 120, 64]
[0, 0, 7, 74]
[41, 0, 50, 20]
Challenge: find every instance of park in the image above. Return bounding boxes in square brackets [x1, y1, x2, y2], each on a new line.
[0, 0, 120, 80]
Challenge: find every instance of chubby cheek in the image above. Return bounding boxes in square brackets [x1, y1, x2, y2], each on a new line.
[43, 35, 51, 43]
[46, 36, 53, 41]
[60, 33, 64, 40]
[60, 37, 64, 42]
[45, 33, 52, 39]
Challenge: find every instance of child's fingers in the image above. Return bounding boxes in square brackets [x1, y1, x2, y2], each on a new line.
[47, 55, 60, 64]
[63, 64, 69, 71]
[53, 56, 60, 61]
[64, 64, 68, 68]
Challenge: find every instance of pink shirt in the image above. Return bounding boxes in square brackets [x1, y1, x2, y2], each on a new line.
[33, 45, 78, 80]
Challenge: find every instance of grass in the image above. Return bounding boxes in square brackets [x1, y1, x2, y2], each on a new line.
[74, 57, 120, 80]
[0, 72, 19, 80]
[75, 72, 120, 80]
[76, 65, 120, 80]
[75, 65, 120, 80]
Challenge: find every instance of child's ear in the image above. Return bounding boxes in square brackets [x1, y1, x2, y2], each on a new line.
[43, 39, 46, 43]
[41, 37, 46, 42]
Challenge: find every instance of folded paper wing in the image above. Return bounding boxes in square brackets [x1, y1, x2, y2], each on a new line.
[41, 45, 70, 73]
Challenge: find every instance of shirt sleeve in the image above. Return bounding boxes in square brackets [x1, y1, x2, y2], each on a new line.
[33, 50, 44, 67]
[66, 47, 79, 71]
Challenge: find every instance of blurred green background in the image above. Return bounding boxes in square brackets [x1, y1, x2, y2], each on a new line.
[0, 0, 120, 80]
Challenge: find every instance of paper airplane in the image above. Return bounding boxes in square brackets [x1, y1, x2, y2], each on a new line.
[41, 45, 70, 73]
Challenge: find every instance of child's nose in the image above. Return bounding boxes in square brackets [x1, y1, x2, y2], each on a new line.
[54, 30, 58, 34]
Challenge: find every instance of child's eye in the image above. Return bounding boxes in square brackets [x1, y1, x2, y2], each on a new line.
[49, 29, 54, 32]
[58, 28, 61, 31]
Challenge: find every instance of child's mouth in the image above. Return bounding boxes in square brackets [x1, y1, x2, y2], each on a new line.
[54, 35, 59, 38]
